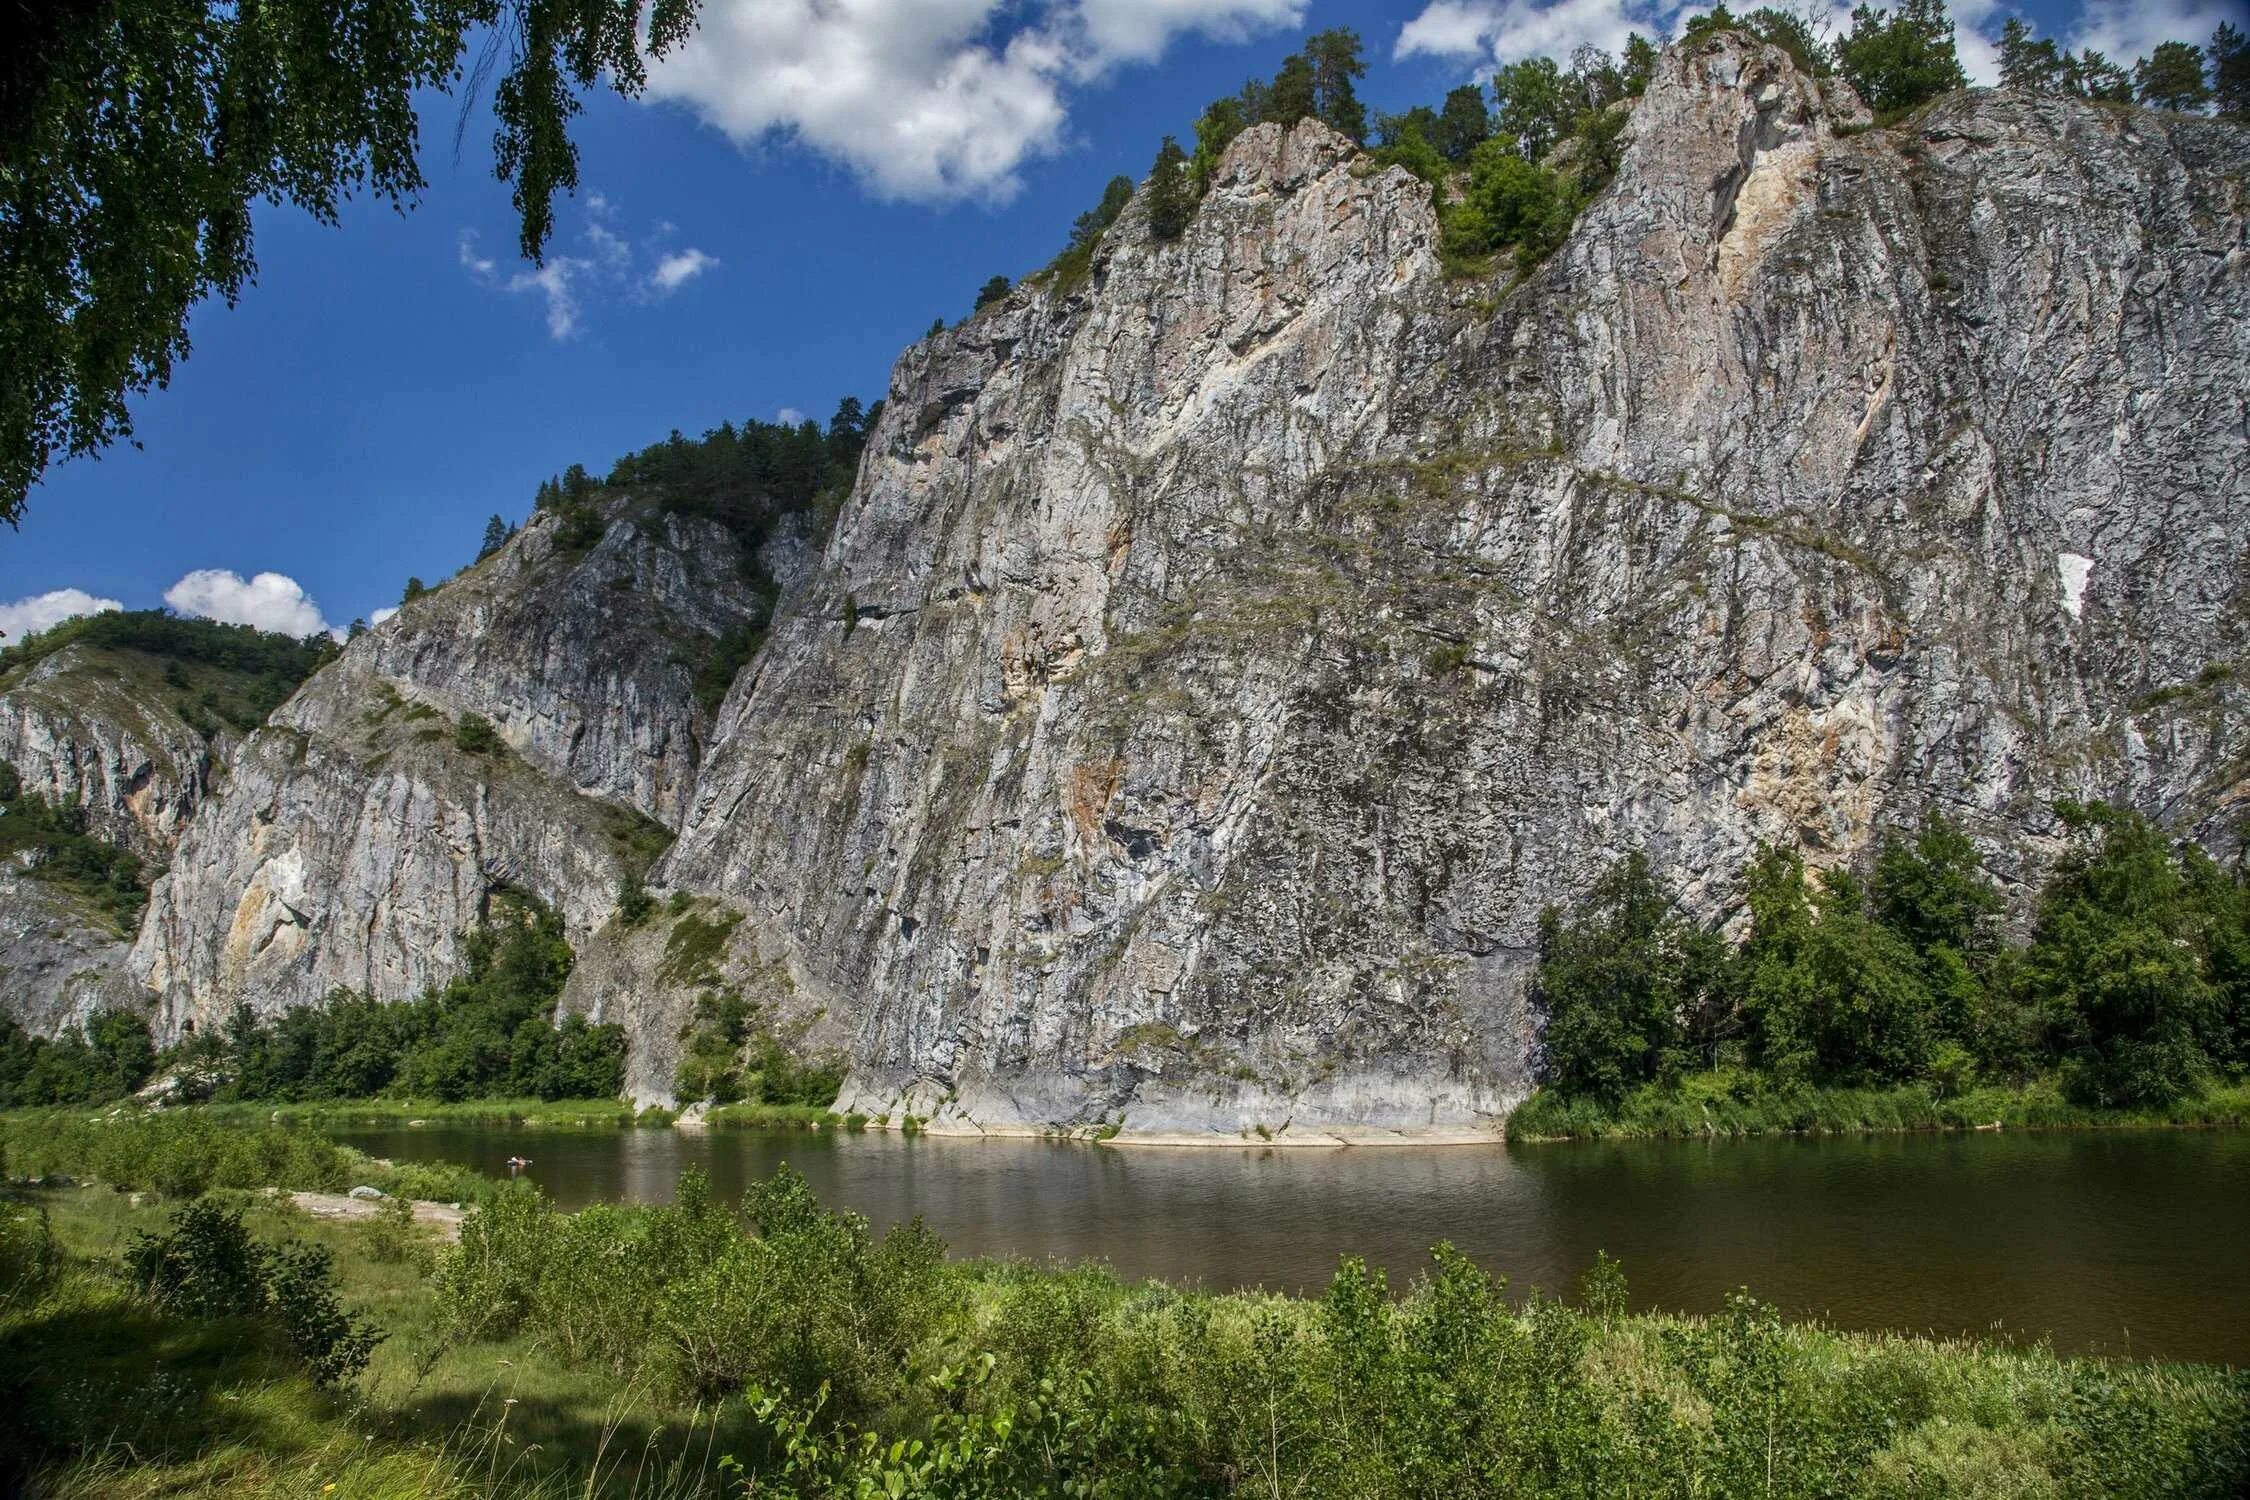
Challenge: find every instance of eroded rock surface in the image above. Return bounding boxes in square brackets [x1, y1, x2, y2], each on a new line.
[647, 38, 2248, 1138]
[133, 501, 768, 1036]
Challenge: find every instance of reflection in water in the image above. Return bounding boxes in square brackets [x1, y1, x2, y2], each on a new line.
[333, 1125, 2250, 1365]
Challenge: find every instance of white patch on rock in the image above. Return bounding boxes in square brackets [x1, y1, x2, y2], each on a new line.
[2057, 552, 2094, 620]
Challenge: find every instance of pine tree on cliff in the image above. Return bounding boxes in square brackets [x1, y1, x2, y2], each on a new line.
[2214, 24, 2250, 118]
[1307, 29, 1369, 142]
[2135, 41, 2213, 111]
[1836, 0, 1966, 116]
[478, 514, 510, 560]
[1146, 138, 1194, 241]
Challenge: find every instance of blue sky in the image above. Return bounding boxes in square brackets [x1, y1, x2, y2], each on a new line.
[1, 0, 2227, 640]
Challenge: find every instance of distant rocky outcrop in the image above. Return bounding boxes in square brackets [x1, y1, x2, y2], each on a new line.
[130, 500, 771, 1036]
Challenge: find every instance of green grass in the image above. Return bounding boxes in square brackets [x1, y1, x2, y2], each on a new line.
[186, 1097, 649, 1131]
[696, 1102, 845, 1130]
[0, 1110, 494, 1204]
[5, 1189, 749, 1499]
[7, 1174, 2247, 1499]
[1507, 1071, 2250, 1142]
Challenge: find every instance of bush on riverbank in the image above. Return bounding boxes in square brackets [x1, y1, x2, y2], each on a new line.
[5, 1161, 2248, 1497]
[0, 1110, 488, 1204]
[1528, 807, 2250, 1135]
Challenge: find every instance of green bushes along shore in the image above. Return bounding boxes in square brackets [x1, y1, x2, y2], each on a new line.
[4, 1118, 2245, 1498]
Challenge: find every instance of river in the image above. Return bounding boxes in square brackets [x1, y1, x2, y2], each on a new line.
[331, 1123, 2250, 1365]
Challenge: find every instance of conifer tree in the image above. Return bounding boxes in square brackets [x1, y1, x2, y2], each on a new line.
[2214, 23, 2250, 118]
[1146, 137, 1194, 241]
[2135, 40, 2213, 111]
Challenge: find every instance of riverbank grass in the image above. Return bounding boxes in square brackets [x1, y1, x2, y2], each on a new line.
[1507, 1070, 2250, 1141]
[7, 1115, 2249, 1499]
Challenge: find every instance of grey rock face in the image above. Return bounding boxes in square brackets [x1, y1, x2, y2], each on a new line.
[132, 501, 767, 1037]
[0, 642, 229, 862]
[0, 869, 143, 1037]
[652, 37, 2249, 1138]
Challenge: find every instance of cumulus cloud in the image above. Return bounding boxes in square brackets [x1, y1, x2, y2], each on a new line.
[776, 406, 808, 425]
[164, 570, 335, 640]
[645, 0, 1305, 203]
[651, 247, 719, 293]
[369, 606, 399, 628]
[0, 587, 123, 642]
[1397, 0, 1676, 66]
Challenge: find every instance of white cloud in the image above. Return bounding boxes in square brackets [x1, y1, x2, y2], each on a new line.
[506, 257, 590, 340]
[2068, 0, 2236, 74]
[1397, 0, 1675, 65]
[0, 587, 123, 642]
[465, 198, 721, 339]
[651, 247, 719, 292]
[646, 0, 1306, 203]
[457, 229, 496, 276]
[164, 570, 335, 640]
[368, 606, 399, 628]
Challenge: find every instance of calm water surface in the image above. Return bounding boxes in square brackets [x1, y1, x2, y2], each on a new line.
[332, 1125, 2250, 1365]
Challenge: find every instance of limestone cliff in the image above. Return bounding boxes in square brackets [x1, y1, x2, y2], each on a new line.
[131, 499, 769, 1036]
[0, 641, 234, 863]
[635, 37, 2249, 1138]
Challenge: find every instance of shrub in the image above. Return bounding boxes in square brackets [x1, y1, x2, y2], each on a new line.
[128, 1201, 382, 1388]
[453, 712, 502, 756]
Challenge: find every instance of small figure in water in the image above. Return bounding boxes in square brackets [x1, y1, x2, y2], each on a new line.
[505, 1155, 532, 1177]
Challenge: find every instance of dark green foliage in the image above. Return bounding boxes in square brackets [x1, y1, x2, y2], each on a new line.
[2022, 804, 2224, 1106]
[693, 620, 768, 716]
[1533, 807, 2249, 1115]
[1190, 96, 1251, 193]
[0, 759, 147, 931]
[1436, 83, 1492, 160]
[1305, 29, 1369, 142]
[616, 869, 653, 928]
[672, 984, 844, 1108]
[2216, 24, 2250, 118]
[477, 513, 512, 560]
[128, 1200, 380, 1388]
[452, 711, 501, 756]
[1533, 854, 1722, 1099]
[1046, 174, 1135, 287]
[402, 576, 427, 603]
[1443, 144, 1581, 264]
[2136, 40, 2214, 111]
[576, 400, 872, 561]
[1835, 0, 1967, 116]
[0, 1008, 156, 1107]
[973, 274, 1011, 311]
[1145, 137, 1194, 241]
[1491, 55, 1573, 160]
[1622, 34, 1661, 94]
[208, 900, 626, 1104]
[3, 0, 704, 521]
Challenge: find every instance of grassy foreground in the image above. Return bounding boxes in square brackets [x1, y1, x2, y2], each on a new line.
[1507, 1072, 2250, 1142]
[5, 1113, 2248, 1498]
